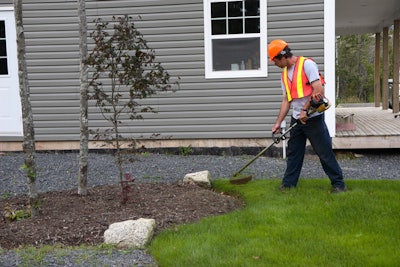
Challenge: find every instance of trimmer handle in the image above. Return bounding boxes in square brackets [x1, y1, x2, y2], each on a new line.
[272, 132, 285, 144]
[272, 120, 299, 144]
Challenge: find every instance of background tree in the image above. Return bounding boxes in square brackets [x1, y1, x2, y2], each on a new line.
[77, 0, 89, 195]
[387, 27, 395, 80]
[14, 0, 39, 216]
[336, 34, 375, 103]
[336, 30, 397, 104]
[85, 15, 179, 196]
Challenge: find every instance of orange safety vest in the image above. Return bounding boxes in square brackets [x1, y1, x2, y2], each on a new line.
[282, 56, 325, 102]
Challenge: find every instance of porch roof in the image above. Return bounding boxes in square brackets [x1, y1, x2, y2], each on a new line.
[336, 0, 400, 35]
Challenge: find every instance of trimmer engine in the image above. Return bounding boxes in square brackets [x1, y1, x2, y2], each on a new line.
[309, 97, 331, 114]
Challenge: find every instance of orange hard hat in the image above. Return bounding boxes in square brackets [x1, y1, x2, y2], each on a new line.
[268, 39, 288, 62]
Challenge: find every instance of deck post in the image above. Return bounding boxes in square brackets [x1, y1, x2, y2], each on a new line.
[374, 32, 381, 107]
[382, 27, 389, 110]
[393, 20, 400, 114]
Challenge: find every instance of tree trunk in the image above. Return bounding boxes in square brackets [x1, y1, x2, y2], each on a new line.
[77, 0, 89, 195]
[14, 0, 39, 217]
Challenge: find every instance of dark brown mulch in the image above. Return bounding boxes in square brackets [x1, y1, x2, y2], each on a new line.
[0, 183, 244, 249]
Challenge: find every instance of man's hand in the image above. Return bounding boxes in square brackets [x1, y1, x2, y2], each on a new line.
[272, 122, 281, 134]
[299, 110, 309, 124]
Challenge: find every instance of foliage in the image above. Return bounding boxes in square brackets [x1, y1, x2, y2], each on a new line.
[1, 193, 12, 200]
[336, 30, 397, 103]
[21, 163, 36, 180]
[85, 15, 179, 191]
[179, 145, 193, 156]
[336, 34, 375, 102]
[150, 179, 400, 266]
[3, 203, 31, 221]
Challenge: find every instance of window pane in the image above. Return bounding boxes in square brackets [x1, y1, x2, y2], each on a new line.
[245, 18, 259, 33]
[0, 21, 8, 75]
[206, 0, 265, 78]
[0, 58, 8, 75]
[245, 0, 259, 16]
[0, 21, 5, 38]
[212, 20, 226, 35]
[211, 2, 226, 18]
[228, 19, 243, 34]
[212, 38, 260, 71]
[0, 40, 6, 57]
[228, 1, 242, 17]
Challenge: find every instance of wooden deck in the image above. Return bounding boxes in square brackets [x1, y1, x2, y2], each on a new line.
[332, 105, 400, 149]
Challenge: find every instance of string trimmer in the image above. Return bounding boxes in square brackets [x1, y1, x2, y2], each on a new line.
[229, 97, 331, 184]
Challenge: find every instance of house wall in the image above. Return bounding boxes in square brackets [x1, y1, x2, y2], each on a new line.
[0, 0, 325, 148]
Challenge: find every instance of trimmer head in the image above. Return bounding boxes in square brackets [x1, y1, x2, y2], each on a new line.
[229, 174, 253, 185]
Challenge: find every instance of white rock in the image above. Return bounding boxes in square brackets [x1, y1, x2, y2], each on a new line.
[104, 218, 155, 249]
[183, 170, 211, 189]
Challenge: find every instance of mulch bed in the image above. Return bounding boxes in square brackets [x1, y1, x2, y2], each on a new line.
[0, 182, 244, 249]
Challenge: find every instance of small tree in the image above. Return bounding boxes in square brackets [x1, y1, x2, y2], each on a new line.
[77, 0, 89, 195]
[85, 15, 179, 194]
[14, 0, 39, 216]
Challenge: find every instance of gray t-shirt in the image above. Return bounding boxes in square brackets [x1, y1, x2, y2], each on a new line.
[281, 58, 321, 119]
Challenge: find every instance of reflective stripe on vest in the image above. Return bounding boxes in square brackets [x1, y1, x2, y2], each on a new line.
[282, 56, 313, 102]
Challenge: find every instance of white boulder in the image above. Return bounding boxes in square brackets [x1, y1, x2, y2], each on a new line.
[183, 170, 211, 189]
[104, 218, 155, 249]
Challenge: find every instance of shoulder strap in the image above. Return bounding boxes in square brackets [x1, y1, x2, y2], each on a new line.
[305, 57, 326, 85]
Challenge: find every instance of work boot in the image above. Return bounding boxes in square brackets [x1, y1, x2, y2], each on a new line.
[331, 186, 347, 193]
[279, 184, 293, 192]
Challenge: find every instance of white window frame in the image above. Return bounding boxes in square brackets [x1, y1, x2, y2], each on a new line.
[0, 7, 23, 136]
[203, 0, 267, 79]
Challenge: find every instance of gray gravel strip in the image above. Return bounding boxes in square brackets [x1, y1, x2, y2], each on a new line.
[1, 149, 399, 266]
[1, 150, 399, 197]
[0, 249, 157, 267]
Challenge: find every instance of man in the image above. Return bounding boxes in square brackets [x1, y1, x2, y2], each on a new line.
[268, 39, 346, 193]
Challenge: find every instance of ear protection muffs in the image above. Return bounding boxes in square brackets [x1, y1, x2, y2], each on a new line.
[280, 47, 291, 57]
[274, 47, 291, 60]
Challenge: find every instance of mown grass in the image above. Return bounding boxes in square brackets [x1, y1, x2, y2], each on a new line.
[149, 179, 400, 267]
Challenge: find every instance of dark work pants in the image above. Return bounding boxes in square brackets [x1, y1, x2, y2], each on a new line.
[282, 114, 346, 189]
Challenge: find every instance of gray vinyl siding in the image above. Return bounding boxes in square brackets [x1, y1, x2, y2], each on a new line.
[268, 0, 325, 69]
[1, 0, 325, 142]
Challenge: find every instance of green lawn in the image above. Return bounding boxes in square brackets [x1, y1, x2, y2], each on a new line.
[150, 179, 400, 267]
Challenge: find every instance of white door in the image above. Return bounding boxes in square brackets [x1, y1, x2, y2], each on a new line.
[0, 8, 22, 136]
